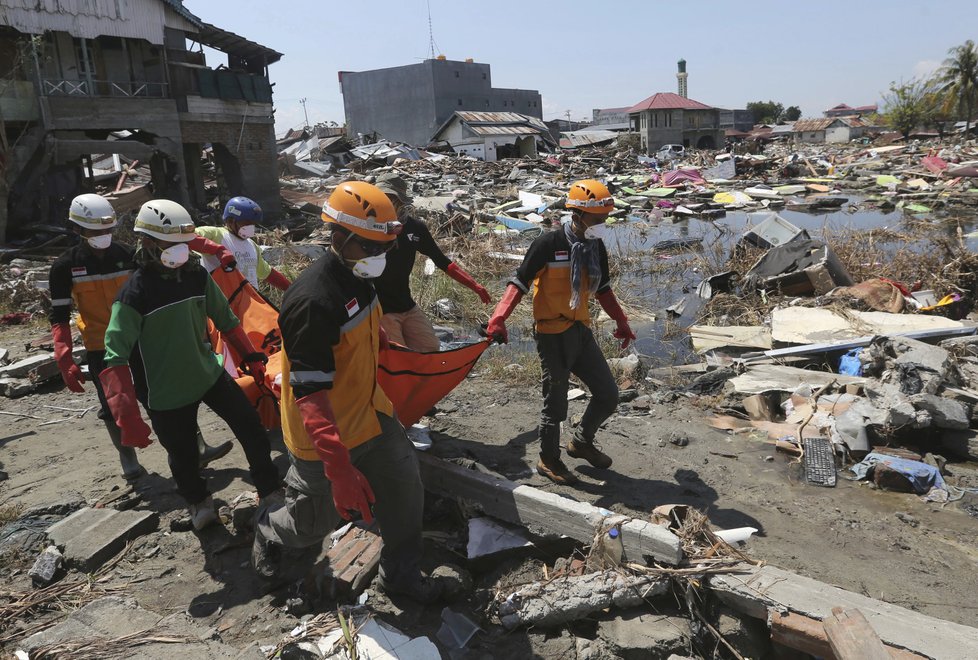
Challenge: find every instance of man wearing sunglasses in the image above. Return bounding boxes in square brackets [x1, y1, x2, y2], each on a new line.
[253, 181, 448, 604]
[98, 199, 282, 531]
[372, 173, 491, 352]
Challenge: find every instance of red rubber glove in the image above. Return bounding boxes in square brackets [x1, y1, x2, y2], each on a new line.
[486, 285, 524, 344]
[224, 324, 267, 383]
[595, 290, 636, 350]
[446, 262, 491, 304]
[265, 268, 291, 291]
[98, 365, 152, 448]
[188, 235, 236, 272]
[378, 324, 390, 352]
[51, 323, 85, 393]
[296, 390, 375, 523]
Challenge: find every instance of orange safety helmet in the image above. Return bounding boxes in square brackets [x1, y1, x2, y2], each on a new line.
[566, 179, 614, 215]
[322, 181, 401, 242]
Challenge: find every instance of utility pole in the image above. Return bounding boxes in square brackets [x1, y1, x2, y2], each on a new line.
[300, 98, 309, 129]
[564, 109, 571, 122]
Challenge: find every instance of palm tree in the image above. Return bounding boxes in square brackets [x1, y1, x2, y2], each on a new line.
[937, 40, 978, 139]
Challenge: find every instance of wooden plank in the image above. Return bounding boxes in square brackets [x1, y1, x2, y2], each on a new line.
[709, 565, 978, 660]
[823, 607, 891, 660]
[417, 453, 683, 565]
[771, 611, 927, 660]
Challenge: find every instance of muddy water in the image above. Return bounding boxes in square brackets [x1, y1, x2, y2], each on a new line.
[603, 198, 978, 363]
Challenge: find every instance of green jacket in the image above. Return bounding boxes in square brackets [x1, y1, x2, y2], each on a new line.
[104, 263, 239, 410]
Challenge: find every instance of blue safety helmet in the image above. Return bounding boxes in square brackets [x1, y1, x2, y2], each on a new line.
[222, 196, 262, 224]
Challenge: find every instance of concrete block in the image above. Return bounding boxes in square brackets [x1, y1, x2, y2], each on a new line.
[28, 545, 63, 586]
[23, 492, 87, 517]
[941, 429, 978, 461]
[908, 393, 970, 430]
[324, 524, 381, 598]
[20, 596, 262, 659]
[0, 353, 54, 378]
[596, 611, 691, 660]
[46, 507, 158, 572]
[0, 376, 36, 398]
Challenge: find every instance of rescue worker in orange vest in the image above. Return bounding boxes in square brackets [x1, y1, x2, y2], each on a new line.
[48, 194, 232, 481]
[486, 179, 635, 485]
[252, 181, 446, 602]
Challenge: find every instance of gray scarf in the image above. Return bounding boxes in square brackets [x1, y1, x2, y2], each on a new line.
[565, 221, 601, 309]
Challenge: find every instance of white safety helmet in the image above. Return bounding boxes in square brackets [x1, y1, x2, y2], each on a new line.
[68, 194, 117, 230]
[133, 199, 196, 242]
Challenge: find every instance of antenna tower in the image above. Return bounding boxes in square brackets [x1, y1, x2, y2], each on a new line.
[427, 0, 440, 59]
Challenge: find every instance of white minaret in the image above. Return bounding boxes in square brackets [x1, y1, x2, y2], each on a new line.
[677, 58, 688, 98]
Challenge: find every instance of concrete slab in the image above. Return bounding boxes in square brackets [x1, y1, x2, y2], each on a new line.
[46, 507, 158, 572]
[18, 596, 263, 659]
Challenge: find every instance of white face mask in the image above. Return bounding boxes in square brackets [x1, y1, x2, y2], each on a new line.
[86, 233, 112, 250]
[160, 243, 190, 269]
[584, 222, 612, 242]
[350, 254, 387, 279]
[235, 224, 256, 239]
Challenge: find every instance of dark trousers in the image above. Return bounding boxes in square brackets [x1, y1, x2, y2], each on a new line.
[87, 351, 113, 422]
[258, 413, 424, 588]
[535, 323, 619, 461]
[147, 371, 280, 505]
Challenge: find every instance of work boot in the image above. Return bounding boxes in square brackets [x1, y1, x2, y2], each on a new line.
[251, 523, 283, 582]
[104, 419, 147, 481]
[197, 428, 233, 467]
[536, 456, 579, 485]
[566, 434, 613, 469]
[378, 574, 446, 606]
[188, 495, 219, 531]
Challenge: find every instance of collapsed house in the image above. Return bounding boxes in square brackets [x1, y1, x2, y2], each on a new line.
[0, 0, 282, 242]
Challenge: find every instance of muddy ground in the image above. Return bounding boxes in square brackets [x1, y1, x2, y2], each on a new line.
[2, 319, 978, 658]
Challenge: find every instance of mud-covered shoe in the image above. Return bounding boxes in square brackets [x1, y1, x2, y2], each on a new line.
[378, 574, 446, 605]
[536, 457, 579, 484]
[189, 495, 218, 531]
[198, 436, 233, 467]
[251, 524, 283, 582]
[566, 437, 613, 469]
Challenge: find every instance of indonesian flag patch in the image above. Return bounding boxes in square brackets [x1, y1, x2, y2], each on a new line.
[345, 298, 360, 317]
[554, 250, 569, 261]
[71, 267, 88, 277]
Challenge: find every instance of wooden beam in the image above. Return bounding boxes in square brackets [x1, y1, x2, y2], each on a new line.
[709, 565, 978, 660]
[823, 607, 891, 660]
[417, 453, 683, 565]
[771, 611, 926, 660]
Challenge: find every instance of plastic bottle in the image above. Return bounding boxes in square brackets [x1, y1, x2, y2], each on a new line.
[602, 527, 624, 567]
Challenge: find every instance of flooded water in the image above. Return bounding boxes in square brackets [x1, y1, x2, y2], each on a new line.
[600, 196, 978, 363]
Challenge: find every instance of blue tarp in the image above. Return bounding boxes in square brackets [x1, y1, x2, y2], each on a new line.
[849, 452, 945, 494]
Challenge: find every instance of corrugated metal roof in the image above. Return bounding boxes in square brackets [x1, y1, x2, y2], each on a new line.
[457, 111, 529, 123]
[196, 21, 282, 64]
[627, 92, 713, 113]
[794, 118, 836, 132]
[470, 125, 540, 136]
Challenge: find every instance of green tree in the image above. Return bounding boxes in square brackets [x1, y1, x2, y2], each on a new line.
[936, 39, 978, 138]
[882, 80, 934, 138]
[782, 106, 802, 121]
[746, 100, 784, 124]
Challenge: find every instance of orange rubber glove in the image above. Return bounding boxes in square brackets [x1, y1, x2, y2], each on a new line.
[296, 390, 375, 523]
[98, 365, 152, 448]
[486, 285, 524, 344]
[52, 323, 85, 392]
[446, 262, 491, 304]
[595, 289, 636, 350]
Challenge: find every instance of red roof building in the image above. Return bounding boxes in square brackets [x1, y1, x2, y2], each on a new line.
[627, 92, 722, 154]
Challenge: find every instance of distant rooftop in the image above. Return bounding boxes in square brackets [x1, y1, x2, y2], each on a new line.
[627, 92, 713, 113]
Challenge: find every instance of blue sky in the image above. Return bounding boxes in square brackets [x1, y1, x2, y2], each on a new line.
[191, 1, 977, 135]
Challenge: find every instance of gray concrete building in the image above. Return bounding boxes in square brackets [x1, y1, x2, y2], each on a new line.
[339, 58, 542, 147]
[718, 109, 754, 133]
[0, 0, 281, 242]
[627, 92, 722, 154]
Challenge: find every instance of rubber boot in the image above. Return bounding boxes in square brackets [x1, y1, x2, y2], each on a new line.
[104, 419, 147, 481]
[197, 427, 233, 467]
